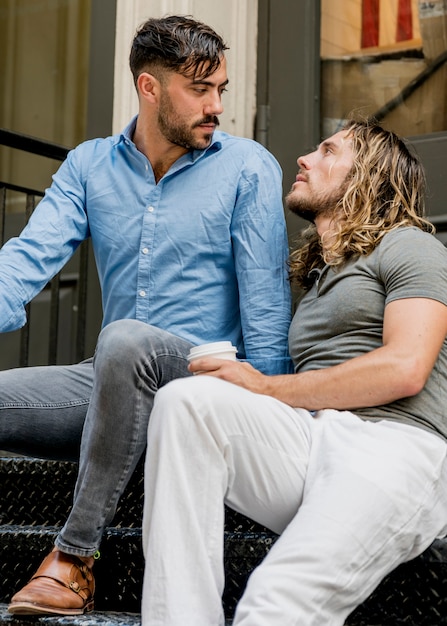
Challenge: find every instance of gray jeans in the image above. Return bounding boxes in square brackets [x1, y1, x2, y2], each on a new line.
[0, 319, 193, 556]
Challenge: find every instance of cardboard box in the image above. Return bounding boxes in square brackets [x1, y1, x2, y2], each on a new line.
[418, 0, 447, 60]
[321, 55, 446, 136]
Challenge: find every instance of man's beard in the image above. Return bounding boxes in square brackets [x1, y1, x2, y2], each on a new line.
[285, 179, 348, 223]
[158, 92, 219, 150]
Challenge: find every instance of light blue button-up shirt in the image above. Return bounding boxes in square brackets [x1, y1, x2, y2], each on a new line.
[0, 117, 292, 374]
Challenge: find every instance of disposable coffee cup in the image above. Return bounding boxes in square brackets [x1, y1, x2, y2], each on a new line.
[187, 341, 237, 370]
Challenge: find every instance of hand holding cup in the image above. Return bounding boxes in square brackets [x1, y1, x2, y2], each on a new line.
[187, 341, 237, 374]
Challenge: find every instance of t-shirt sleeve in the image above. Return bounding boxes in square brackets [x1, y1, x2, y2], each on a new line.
[378, 227, 447, 307]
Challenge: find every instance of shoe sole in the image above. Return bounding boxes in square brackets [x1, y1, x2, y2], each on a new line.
[8, 600, 94, 616]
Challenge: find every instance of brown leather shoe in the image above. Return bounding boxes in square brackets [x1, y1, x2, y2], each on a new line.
[8, 549, 95, 615]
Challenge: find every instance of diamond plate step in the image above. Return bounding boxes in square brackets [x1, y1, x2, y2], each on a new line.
[0, 605, 234, 625]
[3, 528, 447, 624]
[3, 457, 447, 623]
[0, 525, 277, 617]
[0, 457, 272, 532]
[0, 457, 143, 528]
[346, 537, 447, 625]
[0, 604, 141, 626]
[0, 526, 144, 613]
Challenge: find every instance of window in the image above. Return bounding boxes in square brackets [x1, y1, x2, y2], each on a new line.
[321, 0, 447, 137]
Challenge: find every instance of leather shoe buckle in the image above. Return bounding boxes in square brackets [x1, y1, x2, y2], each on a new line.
[69, 581, 81, 594]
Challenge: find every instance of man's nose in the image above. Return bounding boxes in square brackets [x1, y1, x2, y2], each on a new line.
[297, 154, 310, 170]
[204, 91, 224, 116]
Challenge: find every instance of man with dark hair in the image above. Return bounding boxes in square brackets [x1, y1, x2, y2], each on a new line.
[140, 119, 447, 625]
[5, 15, 291, 615]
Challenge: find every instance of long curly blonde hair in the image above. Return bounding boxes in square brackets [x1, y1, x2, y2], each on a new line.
[288, 119, 434, 289]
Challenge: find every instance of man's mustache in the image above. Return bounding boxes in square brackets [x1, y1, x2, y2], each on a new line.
[193, 116, 220, 128]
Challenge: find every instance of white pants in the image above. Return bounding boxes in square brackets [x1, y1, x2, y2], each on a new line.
[141, 376, 447, 626]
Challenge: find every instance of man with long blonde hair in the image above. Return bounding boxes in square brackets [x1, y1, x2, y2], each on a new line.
[288, 118, 433, 287]
[140, 119, 447, 625]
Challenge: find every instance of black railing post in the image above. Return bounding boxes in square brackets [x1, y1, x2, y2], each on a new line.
[0, 186, 6, 245]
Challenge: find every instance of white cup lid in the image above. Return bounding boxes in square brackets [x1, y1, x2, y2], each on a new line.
[188, 341, 237, 360]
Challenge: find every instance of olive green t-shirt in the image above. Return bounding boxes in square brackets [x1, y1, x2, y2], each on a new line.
[288, 227, 447, 440]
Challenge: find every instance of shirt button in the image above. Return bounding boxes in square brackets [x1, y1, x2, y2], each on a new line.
[147, 206, 154, 212]
[139, 290, 146, 297]
[142, 247, 149, 255]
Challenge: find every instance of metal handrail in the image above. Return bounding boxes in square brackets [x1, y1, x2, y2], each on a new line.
[0, 128, 69, 161]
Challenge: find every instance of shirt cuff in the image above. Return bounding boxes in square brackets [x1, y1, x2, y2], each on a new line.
[240, 356, 294, 376]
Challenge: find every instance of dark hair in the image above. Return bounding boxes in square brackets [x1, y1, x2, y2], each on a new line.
[129, 15, 228, 85]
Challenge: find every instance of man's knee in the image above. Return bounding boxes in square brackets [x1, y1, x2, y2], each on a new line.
[98, 319, 146, 347]
[97, 320, 188, 360]
[154, 376, 202, 409]
[96, 320, 162, 365]
[155, 376, 226, 407]
[152, 377, 234, 439]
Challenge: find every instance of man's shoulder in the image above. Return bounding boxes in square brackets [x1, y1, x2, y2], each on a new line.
[381, 226, 443, 250]
[212, 131, 280, 167]
[66, 133, 123, 168]
[377, 226, 447, 266]
[214, 131, 270, 153]
[71, 133, 120, 155]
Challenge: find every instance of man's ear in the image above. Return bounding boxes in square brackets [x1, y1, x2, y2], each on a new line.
[137, 72, 160, 103]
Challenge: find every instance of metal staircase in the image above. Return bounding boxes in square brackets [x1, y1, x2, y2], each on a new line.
[2, 454, 447, 625]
